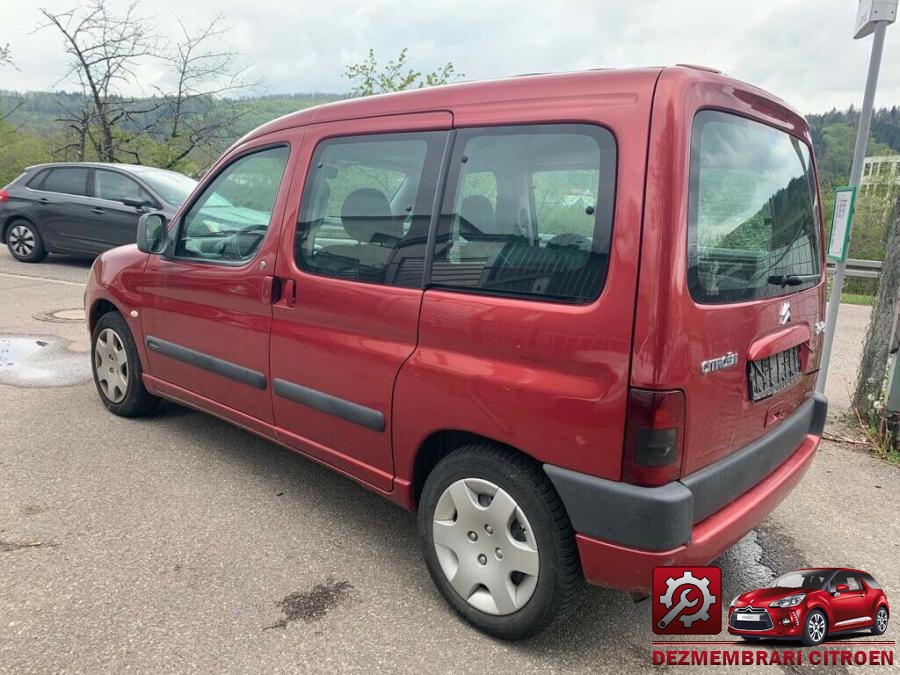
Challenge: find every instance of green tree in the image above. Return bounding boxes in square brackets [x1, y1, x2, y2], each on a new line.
[344, 48, 462, 97]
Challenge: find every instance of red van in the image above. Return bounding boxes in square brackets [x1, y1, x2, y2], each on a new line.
[86, 66, 827, 639]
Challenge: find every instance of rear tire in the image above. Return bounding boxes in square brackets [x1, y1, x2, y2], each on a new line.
[418, 443, 583, 640]
[91, 311, 159, 417]
[801, 609, 827, 646]
[872, 606, 888, 635]
[6, 220, 47, 262]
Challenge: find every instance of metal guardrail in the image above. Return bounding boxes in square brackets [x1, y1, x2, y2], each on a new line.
[826, 258, 882, 279]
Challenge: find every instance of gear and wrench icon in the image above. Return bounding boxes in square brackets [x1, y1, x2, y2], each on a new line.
[658, 570, 717, 628]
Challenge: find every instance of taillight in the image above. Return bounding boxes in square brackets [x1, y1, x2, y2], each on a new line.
[621, 388, 685, 487]
[0, 189, 9, 202]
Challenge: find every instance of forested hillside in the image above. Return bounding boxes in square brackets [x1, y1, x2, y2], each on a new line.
[1, 92, 898, 270]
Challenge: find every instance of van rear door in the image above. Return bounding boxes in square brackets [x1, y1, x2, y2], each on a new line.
[633, 68, 827, 477]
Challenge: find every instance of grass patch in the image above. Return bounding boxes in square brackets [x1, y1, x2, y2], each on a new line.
[841, 292, 876, 306]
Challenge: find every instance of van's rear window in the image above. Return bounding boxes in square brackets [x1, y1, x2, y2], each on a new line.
[687, 111, 821, 304]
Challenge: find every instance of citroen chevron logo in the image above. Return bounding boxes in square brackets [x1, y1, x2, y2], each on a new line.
[778, 302, 791, 325]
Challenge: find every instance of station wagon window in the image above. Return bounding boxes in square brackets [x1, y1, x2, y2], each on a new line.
[687, 110, 822, 304]
[94, 170, 153, 204]
[176, 146, 289, 263]
[430, 124, 616, 303]
[41, 167, 89, 196]
[296, 131, 447, 287]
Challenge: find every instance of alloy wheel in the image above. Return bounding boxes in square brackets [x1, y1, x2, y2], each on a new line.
[808, 612, 826, 643]
[876, 608, 888, 632]
[94, 328, 128, 403]
[432, 478, 539, 616]
[9, 224, 35, 258]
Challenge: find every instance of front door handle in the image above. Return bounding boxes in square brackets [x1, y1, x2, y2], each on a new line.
[91, 207, 104, 215]
[38, 198, 49, 204]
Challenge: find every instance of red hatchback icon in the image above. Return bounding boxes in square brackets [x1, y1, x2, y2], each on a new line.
[728, 568, 890, 646]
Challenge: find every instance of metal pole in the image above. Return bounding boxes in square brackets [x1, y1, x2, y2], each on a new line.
[816, 20, 888, 393]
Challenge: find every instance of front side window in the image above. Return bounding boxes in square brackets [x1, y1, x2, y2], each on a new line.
[176, 146, 289, 263]
[431, 124, 616, 303]
[830, 572, 861, 592]
[42, 168, 89, 196]
[94, 170, 152, 204]
[296, 132, 447, 287]
[688, 111, 821, 304]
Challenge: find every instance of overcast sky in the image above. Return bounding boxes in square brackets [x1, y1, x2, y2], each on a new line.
[2, 0, 898, 114]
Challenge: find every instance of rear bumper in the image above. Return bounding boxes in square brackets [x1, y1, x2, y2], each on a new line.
[545, 392, 826, 591]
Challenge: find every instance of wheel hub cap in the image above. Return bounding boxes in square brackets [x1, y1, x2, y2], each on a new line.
[432, 478, 539, 616]
[9, 225, 35, 257]
[94, 328, 128, 403]
[877, 609, 887, 631]
[809, 613, 825, 641]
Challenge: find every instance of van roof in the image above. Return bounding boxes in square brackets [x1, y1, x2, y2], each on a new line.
[242, 65, 802, 143]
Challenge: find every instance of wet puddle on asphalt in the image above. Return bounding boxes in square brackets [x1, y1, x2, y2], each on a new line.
[0, 335, 91, 387]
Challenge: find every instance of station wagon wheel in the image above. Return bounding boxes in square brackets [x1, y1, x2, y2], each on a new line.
[6, 220, 47, 263]
[432, 478, 540, 615]
[872, 606, 888, 635]
[418, 443, 583, 640]
[802, 609, 827, 646]
[91, 311, 159, 417]
[95, 328, 129, 403]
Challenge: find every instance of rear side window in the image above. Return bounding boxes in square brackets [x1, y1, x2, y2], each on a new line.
[296, 131, 447, 287]
[94, 170, 153, 204]
[41, 168, 89, 196]
[860, 573, 881, 590]
[430, 124, 616, 303]
[687, 111, 821, 304]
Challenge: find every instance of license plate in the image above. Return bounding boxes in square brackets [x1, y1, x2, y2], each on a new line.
[748, 345, 802, 401]
[737, 613, 760, 622]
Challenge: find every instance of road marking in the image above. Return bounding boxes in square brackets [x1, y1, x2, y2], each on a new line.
[0, 271, 86, 287]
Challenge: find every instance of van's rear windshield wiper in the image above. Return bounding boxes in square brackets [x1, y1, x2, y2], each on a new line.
[767, 273, 820, 287]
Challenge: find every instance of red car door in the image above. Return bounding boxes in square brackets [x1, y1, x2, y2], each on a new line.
[829, 572, 871, 630]
[269, 112, 451, 492]
[140, 135, 296, 433]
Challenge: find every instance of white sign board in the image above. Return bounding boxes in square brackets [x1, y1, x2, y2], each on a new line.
[828, 187, 857, 262]
[855, 0, 898, 39]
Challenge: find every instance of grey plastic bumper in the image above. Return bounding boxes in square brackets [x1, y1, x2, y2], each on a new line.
[544, 392, 827, 551]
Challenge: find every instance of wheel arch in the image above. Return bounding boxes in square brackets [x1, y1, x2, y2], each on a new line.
[410, 429, 544, 508]
[2, 215, 36, 243]
[88, 297, 122, 333]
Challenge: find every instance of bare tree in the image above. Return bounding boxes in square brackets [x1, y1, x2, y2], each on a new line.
[39, 0, 158, 162]
[0, 44, 23, 126]
[344, 48, 462, 97]
[150, 14, 256, 169]
[853, 194, 900, 421]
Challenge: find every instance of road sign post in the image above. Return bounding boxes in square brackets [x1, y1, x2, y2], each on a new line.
[815, 0, 897, 393]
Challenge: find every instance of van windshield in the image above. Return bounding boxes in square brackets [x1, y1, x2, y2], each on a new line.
[687, 111, 821, 304]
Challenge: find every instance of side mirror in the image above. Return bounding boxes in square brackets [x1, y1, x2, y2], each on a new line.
[136, 212, 169, 254]
[835, 584, 850, 593]
[122, 197, 151, 210]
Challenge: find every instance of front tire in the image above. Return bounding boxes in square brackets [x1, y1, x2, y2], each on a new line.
[6, 220, 47, 262]
[801, 609, 828, 646]
[418, 443, 583, 640]
[91, 311, 158, 417]
[872, 606, 888, 635]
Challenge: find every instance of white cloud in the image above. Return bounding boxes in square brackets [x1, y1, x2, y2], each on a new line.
[1, 0, 898, 113]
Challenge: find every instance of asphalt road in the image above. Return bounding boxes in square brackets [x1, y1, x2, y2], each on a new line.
[0, 250, 897, 674]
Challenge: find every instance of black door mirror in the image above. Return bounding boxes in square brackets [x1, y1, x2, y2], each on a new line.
[122, 197, 151, 210]
[137, 212, 169, 254]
